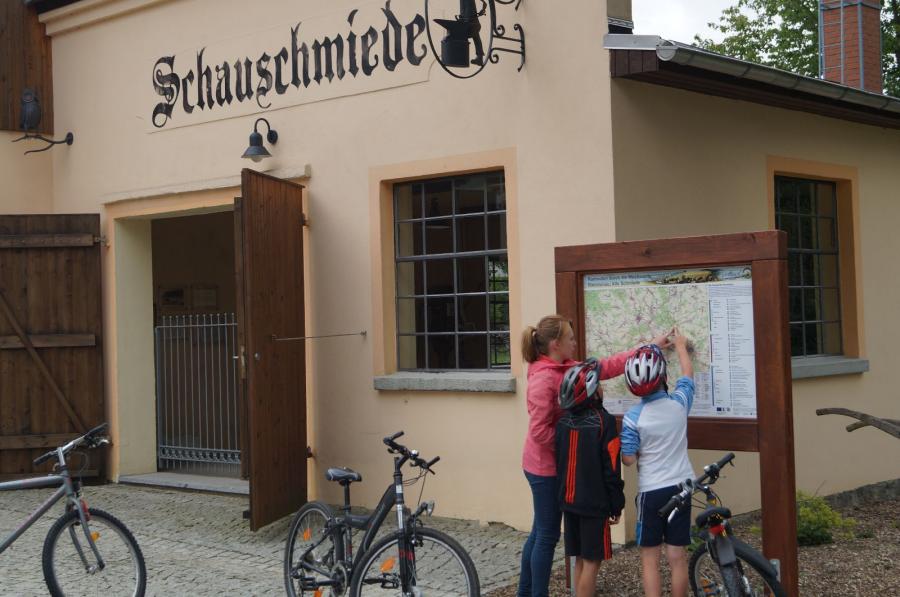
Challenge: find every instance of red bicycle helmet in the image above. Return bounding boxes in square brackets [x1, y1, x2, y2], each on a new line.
[624, 345, 667, 397]
[559, 358, 602, 410]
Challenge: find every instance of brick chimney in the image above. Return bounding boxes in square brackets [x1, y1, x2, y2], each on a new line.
[820, 1, 883, 93]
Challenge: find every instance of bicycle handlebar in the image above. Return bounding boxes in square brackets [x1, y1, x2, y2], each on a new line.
[658, 452, 735, 520]
[33, 422, 110, 467]
[383, 431, 439, 474]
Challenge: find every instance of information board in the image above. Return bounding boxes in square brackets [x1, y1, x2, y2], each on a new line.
[583, 266, 757, 418]
[554, 231, 798, 597]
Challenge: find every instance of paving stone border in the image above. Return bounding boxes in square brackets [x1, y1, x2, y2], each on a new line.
[0, 483, 563, 596]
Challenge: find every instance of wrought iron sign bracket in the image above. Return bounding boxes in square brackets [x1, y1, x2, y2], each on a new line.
[425, 0, 526, 79]
[12, 132, 74, 155]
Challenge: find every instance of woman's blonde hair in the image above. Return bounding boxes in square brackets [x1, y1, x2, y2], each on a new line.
[521, 315, 573, 363]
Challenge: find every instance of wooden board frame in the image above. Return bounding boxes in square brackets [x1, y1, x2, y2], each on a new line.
[555, 231, 798, 597]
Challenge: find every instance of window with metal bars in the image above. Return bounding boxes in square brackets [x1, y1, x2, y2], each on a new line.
[394, 172, 510, 370]
[775, 176, 842, 357]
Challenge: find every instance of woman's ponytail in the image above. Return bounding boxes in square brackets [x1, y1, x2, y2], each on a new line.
[521, 326, 539, 363]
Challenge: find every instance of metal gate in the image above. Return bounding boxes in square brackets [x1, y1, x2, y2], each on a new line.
[154, 313, 241, 477]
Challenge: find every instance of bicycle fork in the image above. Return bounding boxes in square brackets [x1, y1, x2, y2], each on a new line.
[707, 523, 737, 568]
[392, 458, 421, 597]
[66, 493, 106, 574]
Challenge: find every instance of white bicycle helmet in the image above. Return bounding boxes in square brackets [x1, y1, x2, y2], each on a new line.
[624, 345, 667, 397]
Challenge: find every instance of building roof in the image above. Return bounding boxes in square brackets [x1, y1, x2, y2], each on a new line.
[605, 34, 900, 131]
[23, 0, 80, 14]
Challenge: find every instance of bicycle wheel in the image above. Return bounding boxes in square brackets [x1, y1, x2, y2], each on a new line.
[689, 539, 787, 597]
[349, 526, 479, 597]
[285, 501, 344, 596]
[42, 507, 146, 597]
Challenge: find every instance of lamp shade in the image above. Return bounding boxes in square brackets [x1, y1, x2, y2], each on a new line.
[242, 131, 271, 162]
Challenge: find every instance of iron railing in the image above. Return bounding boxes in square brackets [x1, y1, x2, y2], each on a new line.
[154, 313, 240, 477]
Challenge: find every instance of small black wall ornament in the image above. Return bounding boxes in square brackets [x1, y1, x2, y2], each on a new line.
[425, 0, 525, 79]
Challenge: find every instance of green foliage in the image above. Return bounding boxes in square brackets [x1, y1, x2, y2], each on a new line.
[856, 526, 875, 539]
[694, 0, 900, 97]
[687, 524, 704, 553]
[796, 491, 856, 546]
[749, 524, 762, 536]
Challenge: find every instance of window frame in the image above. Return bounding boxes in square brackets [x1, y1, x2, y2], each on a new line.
[392, 171, 511, 372]
[767, 156, 867, 379]
[775, 175, 843, 358]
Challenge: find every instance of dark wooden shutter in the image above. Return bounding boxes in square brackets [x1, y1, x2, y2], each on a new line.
[235, 169, 307, 531]
[0, 215, 104, 479]
[1, 0, 53, 134]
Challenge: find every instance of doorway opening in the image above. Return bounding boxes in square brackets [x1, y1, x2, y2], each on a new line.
[151, 210, 240, 478]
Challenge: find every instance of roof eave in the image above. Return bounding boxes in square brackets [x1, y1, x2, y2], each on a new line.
[605, 34, 900, 127]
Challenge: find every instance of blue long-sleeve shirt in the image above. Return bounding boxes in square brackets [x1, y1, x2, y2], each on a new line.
[620, 376, 696, 493]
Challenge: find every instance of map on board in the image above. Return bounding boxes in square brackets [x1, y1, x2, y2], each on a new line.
[584, 266, 757, 419]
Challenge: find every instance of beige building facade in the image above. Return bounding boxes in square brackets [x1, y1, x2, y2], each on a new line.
[2, 0, 898, 543]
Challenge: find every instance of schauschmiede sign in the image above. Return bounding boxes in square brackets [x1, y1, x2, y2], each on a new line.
[150, 0, 435, 130]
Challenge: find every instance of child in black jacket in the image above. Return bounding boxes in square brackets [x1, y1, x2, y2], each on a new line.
[556, 358, 626, 597]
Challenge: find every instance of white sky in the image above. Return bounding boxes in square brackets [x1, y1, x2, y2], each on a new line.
[631, 0, 738, 44]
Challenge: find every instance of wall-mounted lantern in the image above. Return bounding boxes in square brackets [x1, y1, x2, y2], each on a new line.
[241, 117, 278, 162]
[425, 0, 525, 79]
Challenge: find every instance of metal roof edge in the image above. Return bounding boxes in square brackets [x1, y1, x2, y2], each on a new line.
[604, 33, 900, 116]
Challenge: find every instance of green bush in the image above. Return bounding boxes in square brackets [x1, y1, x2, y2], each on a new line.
[796, 491, 855, 546]
[687, 525, 703, 553]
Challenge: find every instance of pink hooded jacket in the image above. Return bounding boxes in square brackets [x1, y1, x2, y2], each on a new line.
[522, 350, 633, 477]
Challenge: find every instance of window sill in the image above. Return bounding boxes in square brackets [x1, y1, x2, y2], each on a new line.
[374, 371, 517, 393]
[791, 356, 869, 380]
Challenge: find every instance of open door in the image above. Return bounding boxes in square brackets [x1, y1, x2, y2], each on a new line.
[235, 169, 307, 531]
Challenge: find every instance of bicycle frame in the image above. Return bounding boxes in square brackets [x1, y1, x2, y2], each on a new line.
[294, 454, 420, 593]
[0, 450, 106, 572]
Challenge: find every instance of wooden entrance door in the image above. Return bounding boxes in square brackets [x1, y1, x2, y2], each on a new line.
[0, 215, 104, 479]
[235, 169, 307, 530]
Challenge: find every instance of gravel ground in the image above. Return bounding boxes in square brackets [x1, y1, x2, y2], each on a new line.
[486, 496, 900, 596]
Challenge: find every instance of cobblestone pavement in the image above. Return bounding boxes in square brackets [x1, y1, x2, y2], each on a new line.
[0, 483, 562, 596]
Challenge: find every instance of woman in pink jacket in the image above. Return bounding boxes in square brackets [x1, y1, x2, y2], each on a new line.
[517, 315, 670, 597]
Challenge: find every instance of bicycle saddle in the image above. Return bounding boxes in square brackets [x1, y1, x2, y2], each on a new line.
[696, 506, 732, 528]
[326, 467, 362, 484]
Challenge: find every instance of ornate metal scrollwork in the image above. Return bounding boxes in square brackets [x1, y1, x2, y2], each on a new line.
[425, 0, 525, 79]
[12, 132, 74, 155]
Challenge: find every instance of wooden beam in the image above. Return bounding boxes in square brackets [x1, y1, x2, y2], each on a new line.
[753, 258, 799, 597]
[0, 334, 95, 349]
[0, 433, 79, 450]
[555, 231, 785, 273]
[0, 289, 87, 432]
[0, 234, 96, 249]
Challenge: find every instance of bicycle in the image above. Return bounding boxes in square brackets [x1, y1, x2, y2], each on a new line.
[659, 453, 786, 597]
[0, 422, 147, 596]
[284, 431, 480, 596]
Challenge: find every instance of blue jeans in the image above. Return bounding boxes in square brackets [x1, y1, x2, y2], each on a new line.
[517, 471, 562, 597]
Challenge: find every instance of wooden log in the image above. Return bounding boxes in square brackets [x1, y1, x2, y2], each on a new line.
[816, 408, 900, 439]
